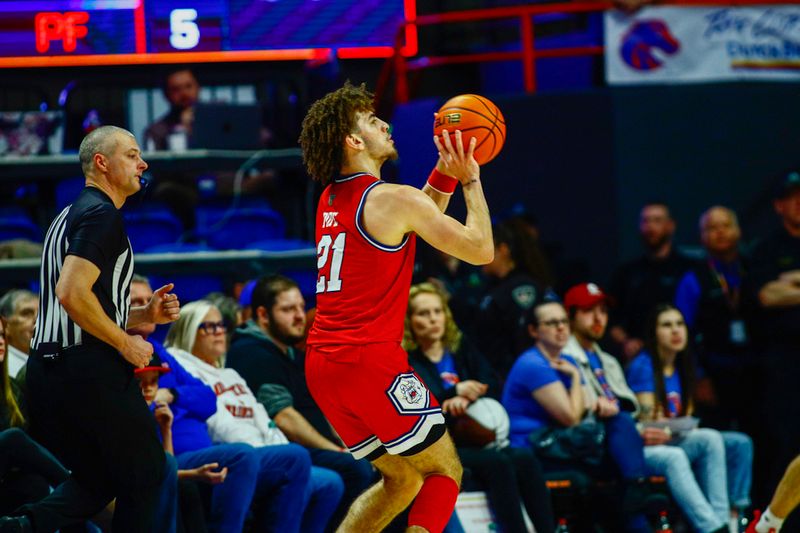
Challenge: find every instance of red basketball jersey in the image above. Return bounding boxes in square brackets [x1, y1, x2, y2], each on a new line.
[307, 172, 416, 346]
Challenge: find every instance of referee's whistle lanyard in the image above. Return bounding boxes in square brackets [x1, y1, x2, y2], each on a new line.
[707, 258, 741, 313]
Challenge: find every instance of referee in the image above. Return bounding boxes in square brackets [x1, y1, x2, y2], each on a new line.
[14, 126, 181, 532]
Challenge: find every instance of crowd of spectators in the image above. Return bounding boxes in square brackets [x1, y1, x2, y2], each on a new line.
[0, 82, 800, 532]
[0, 61, 788, 533]
[2, 171, 800, 531]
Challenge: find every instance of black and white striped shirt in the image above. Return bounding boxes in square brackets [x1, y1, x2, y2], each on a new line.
[32, 187, 134, 351]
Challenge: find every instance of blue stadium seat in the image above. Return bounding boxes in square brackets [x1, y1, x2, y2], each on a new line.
[200, 207, 286, 250]
[245, 238, 313, 252]
[140, 242, 221, 304]
[281, 268, 318, 308]
[142, 242, 213, 254]
[149, 272, 223, 306]
[55, 177, 86, 211]
[123, 209, 183, 252]
[0, 210, 42, 242]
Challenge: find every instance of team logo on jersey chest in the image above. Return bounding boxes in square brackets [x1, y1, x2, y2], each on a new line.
[387, 373, 433, 415]
[322, 211, 339, 228]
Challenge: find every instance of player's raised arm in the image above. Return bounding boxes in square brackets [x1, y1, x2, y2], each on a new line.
[363, 130, 493, 265]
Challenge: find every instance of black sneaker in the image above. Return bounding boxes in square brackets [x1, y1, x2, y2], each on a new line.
[0, 516, 32, 533]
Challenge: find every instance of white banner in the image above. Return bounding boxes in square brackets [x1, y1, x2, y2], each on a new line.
[605, 5, 800, 84]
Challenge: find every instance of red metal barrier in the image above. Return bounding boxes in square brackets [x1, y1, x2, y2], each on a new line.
[377, 0, 800, 105]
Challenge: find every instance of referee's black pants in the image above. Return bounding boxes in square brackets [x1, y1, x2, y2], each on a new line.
[21, 344, 165, 533]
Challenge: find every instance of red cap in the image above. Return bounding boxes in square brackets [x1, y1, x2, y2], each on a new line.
[133, 351, 172, 376]
[564, 283, 607, 311]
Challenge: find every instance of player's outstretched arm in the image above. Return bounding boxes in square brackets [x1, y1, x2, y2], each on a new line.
[362, 129, 492, 264]
[363, 183, 492, 265]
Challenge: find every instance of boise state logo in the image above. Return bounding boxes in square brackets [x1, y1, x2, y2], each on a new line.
[620, 20, 680, 71]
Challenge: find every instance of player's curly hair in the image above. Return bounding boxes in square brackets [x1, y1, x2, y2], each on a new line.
[402, 282, 463, 354]
[299, 81, 375, 186]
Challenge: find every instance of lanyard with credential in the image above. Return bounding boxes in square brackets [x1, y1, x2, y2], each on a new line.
[707, 258, 741, 311]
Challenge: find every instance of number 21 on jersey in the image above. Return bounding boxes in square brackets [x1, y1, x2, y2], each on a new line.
[316, 232, 345, 293]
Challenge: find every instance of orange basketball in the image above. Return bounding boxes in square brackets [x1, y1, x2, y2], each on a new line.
[433, 94, 506, 165]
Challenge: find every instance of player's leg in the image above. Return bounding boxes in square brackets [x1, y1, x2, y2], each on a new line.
[307, 344, 418, 531]
[771, 455, 800, 519]
[750, 455, 800, 533]
[310, 343, 457, 532]
[335, 452, 422, 533]
[403, 430, 463, 533]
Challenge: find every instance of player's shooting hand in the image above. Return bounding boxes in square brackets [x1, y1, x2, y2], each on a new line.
[442, 396, 470, 416]
[121, 334, 153, 369]
[147, 283, 181, 325]
[455, 380, 488, 402]
[434, 129, 480, 185]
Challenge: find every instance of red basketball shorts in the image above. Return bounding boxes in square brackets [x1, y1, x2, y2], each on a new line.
[305, 342, 445, 460]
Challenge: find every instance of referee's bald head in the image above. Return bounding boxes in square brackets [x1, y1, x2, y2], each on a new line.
[78, 125, 135, 176]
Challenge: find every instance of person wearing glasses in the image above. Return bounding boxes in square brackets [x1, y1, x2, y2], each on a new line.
[502, 297, 654, 533]
[165, 300, 344, 533]
[128, 276, 314, 533]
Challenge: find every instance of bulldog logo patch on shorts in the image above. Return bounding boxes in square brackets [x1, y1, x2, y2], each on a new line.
[386, 373, 439, 415]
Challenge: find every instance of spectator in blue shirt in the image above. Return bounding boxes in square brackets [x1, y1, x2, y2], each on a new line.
[404, 282, 554, 533]
[626, 303, 753, 528]
[502, 298, 652, 532]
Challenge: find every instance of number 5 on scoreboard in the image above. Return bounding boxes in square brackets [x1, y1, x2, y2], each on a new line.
[170, 9, 199, 50]
[316, 233, 345, 294]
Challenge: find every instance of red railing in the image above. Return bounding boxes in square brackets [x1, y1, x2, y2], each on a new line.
[376, 0, 799, 105]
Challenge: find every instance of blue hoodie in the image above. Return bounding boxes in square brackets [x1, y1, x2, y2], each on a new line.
[149, 339, 218, 455]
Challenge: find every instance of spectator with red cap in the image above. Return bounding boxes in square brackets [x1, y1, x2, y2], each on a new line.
[562, 283, 730, 533]
[562, 284, 637, 417]
[134, 352, 229, 533]
[135, 348, 227, 533]
[502, 296, 655, 533]
[129, 275, 315, 533]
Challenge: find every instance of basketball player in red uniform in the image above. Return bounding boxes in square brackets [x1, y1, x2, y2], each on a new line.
[299, 82, 493, 533]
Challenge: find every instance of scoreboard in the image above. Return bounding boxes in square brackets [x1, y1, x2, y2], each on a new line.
[0, 0, 417, 68]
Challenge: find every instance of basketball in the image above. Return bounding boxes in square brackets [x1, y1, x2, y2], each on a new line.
[433, 94, 506, 165]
